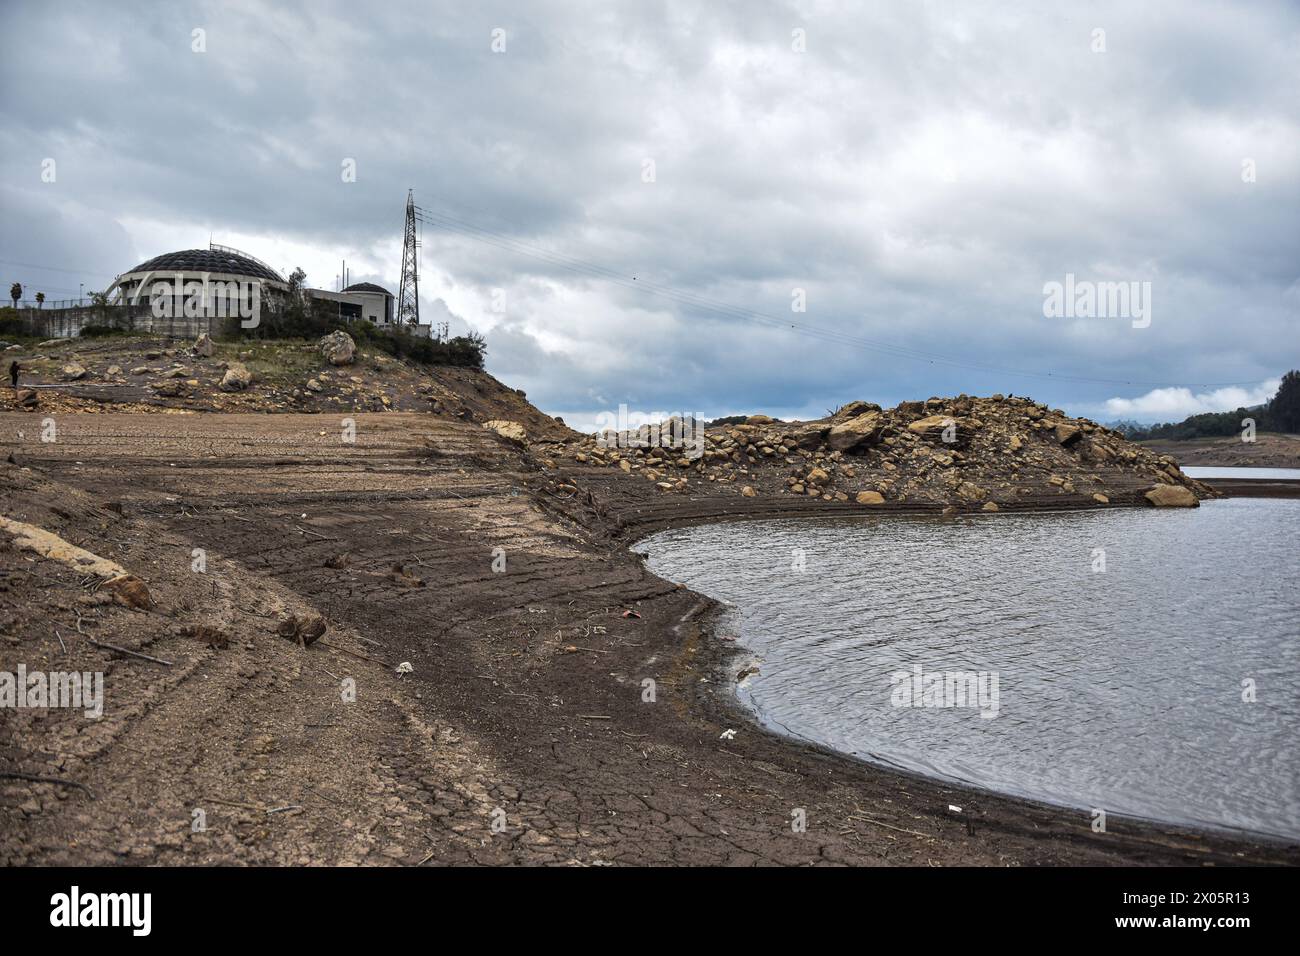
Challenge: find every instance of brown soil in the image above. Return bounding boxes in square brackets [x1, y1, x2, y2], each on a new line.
[2, 334, 572, 441]
[2, 407, 1295, 866]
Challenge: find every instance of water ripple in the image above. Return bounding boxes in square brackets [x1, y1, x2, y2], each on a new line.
[642, 499, 1300, 839]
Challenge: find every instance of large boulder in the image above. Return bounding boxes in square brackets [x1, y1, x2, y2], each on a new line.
[15, 388, 38, 408]
[219, 363, 252, 392]
[319, 330, 356, 366]
[833, 400, 880, 421]
[855, 490, 885, 505]
[1054, 422, 1083, 446]
[194, 333, 215, 357]
[483, 420, 528, 446]
[1144, 485, 1199, 508]
[790, 423, 829, 450]
[908, 415, 972, 445]
[60, 362, 87, 380]
[827, 411, 883, 452]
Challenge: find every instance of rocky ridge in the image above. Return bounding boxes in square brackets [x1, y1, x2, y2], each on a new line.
[536, 394, 1215, 510]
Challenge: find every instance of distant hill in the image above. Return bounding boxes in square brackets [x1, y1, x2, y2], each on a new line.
[1113, 372, 1299, 441]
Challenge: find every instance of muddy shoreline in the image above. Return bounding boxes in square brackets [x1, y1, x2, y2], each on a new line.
[2, 411, 1296, 866]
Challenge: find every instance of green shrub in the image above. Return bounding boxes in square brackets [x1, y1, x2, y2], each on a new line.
[79, 323, 132, 338]
[220, 297, 486, 369]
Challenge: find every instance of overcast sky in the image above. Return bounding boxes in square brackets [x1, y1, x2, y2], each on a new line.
[2, 0, 1297, 428]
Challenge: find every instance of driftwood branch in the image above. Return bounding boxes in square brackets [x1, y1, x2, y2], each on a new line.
[87, 637, 173, 666]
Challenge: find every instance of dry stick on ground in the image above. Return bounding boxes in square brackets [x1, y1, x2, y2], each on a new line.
[847, 814, 930, 839]
[205, 796, 267, 812]
[316, 639, 392, 668]
[86, 637, 173, 666]
[0, 771, 96, 800]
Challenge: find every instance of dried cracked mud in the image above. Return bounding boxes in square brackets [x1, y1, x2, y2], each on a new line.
[2, 411, 1296, 866]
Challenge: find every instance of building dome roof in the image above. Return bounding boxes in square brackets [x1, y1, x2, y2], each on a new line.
[125, 248, 285, 284]
[342, 282, 392, 296]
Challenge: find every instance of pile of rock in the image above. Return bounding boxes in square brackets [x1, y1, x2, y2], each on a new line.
[544, 395, 1212, 508]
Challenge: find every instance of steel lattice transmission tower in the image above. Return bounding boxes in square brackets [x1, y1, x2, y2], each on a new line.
[397, 189, 420, 328]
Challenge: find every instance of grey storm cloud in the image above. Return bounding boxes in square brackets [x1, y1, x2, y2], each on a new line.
[2, 0, 1297, 427]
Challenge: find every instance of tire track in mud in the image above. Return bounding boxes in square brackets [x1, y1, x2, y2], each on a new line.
[3, 412, 1294, 866]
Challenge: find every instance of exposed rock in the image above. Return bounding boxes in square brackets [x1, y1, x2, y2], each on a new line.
[181, 624, 229, 648]
[1144, 485, 1199, 508]
[834, 401, 880, 420]
[100, 574, 153, 610]
[484, 420, 528, 445]
[1092, 493, 1109, 504]
[15, 388, 37, 408]
[1055, 423, 1082, 446]
[827, 411, 883, 452]
[194, 333, 215, 357]
[981, 501, 999, 512]
[60, 363, 87, 381]
[790, 424, 830, 450]
[855, 490, 885, 505]
[305, 379, 323, 393]
[277, 613, 327, 646]
[908, 415, 965, 442]
[741, 485, 756, 497]
[220, 363, 252, 392]
[318, 330, 356, 366]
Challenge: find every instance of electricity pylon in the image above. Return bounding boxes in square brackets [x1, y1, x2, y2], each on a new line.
[397, 189, 419, 327]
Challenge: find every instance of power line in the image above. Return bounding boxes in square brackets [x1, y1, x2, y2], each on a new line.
[0, 258, 117, 278]
[412, 203, 1268, 390]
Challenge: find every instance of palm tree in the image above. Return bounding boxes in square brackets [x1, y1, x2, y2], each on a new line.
[35, 292, 45, 309]
[9, 282, 21, 309]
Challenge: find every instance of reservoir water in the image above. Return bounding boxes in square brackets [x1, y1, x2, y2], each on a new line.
[1183, 466, 1300, 481]
[640, 498, 1300, 839]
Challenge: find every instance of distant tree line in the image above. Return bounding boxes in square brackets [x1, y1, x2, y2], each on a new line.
[1116, 371, 1300, 440]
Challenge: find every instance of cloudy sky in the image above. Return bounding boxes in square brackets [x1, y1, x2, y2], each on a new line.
[2, 0, 1296, 428]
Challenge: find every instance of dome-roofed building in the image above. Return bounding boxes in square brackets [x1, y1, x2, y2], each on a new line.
[310, 280, 397, 328]
[125, 247, 287, 284]
[107, 242, 290, 317]
[341, 281, 390, 295]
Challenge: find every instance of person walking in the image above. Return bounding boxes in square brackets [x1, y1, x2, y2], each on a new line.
[8, 360, 19, 395]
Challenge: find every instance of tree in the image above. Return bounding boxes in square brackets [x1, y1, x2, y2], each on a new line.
[35, 292, 44, 309]
[9, 283, 20, 309]
[1268, 370, 1300, 433]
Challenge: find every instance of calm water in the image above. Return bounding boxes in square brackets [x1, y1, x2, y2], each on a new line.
[1184, 466, 1300, 480]
[641, 499, 1300, 839]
